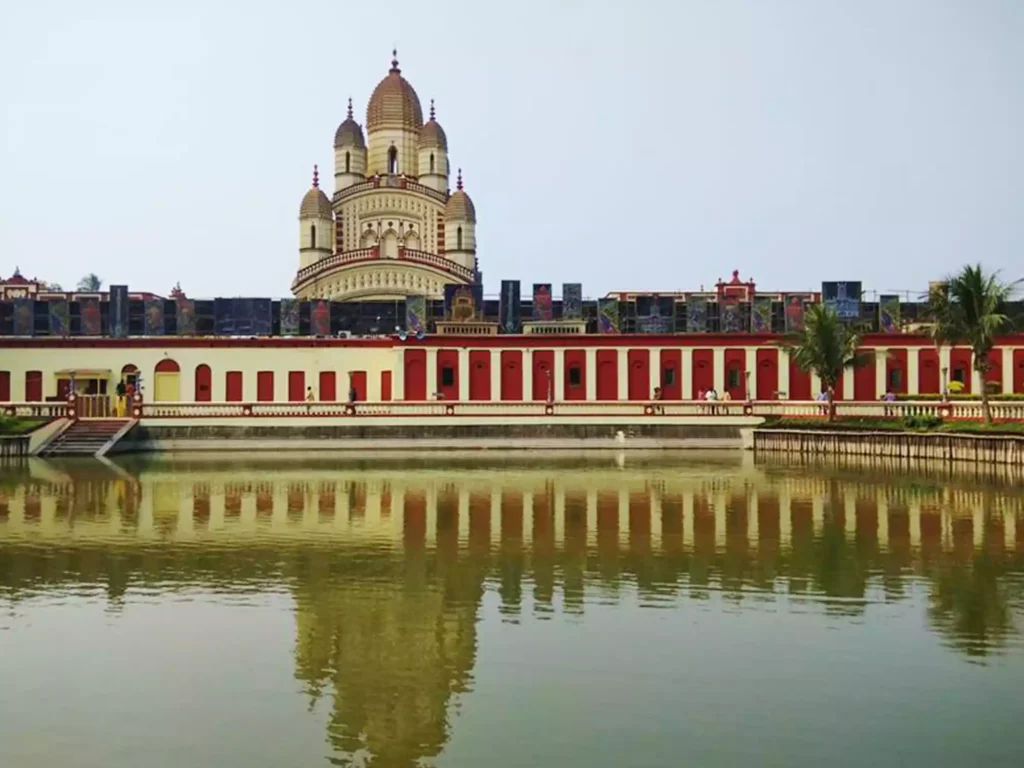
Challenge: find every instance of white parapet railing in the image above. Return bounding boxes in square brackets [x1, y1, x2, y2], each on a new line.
[2, 402, 69, 419]
[131, 398, 1024, 421]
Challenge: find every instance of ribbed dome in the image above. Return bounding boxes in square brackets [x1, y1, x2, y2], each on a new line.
[366, 51, 423, 132]
[334, 98, 366, 149]
[299, 166, 333, 219]
[418, 99, 447, 150]
[445, 169, 476, 223]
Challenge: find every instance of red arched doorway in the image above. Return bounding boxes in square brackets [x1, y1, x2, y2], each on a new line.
[195, 364, 212, 402]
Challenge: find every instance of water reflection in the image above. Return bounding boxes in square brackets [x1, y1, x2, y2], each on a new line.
[1, 452, 1024, 765]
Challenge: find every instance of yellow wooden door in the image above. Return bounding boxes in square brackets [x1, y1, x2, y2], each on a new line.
[153, 372, 180, 402]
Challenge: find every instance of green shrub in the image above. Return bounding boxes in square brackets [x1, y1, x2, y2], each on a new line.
[901, 414, 944, 430]
[0, 417, 46, 436]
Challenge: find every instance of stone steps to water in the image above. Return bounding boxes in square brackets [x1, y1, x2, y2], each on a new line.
[42, 420, 131, 457]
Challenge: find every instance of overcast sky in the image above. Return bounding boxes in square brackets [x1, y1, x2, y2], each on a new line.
[2, 0, 1021, 300]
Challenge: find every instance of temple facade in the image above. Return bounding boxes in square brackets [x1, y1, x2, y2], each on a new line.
[293, 51, 478, 302]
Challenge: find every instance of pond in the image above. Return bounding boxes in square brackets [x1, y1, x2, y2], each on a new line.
[1, 451, 1023, 767]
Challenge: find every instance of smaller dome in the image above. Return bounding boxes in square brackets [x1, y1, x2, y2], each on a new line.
[300, 166, 333, 219]
[418, 99, 448, 150]
[334, 98, 366, 149]
[445, 169, 476, 223]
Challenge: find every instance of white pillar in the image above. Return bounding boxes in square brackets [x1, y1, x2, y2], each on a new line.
[778, 348, 790, 399]
[394, 349, 405, 400]
[490, 350, 501, 401]
[617, 348, 628, 400]
[426, 348, 438, 399]
[939, 346, 951, 392]
[585, 348, 597, 401]
[682, 348, 694, 399]
[842, 366, 854, 400]
[458, 349, 470, 401]
[553, 348, 564, 401]
[908, 348, 920, 396]
[1003, 347, 1013, 394]
[810, 372, 821, 396]
[712, 348, 725, 393]
[745, 347, 757, 399]
[523, 350, 532, 400]
[875, 348, 888, 396]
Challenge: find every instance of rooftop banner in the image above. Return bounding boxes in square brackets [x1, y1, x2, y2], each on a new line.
[822, 281, 861, 320]
[532, 283, 553, 321]
[108, 285, 128, 338]
[686, 295, 708, 332]
[80, 297, 102, 336]
[144, 299, 164, 336]
[48, 299, 69, 337]
[598, 298, 620, 333]
[499, 280, 521, 334]
[444, 284, 483, 322]
[12, 299, 33, 336]
[562, 283, 582, 320]
[879, 295, 900, 333]
[751, 296, 772, 333]
[405, 295, 427, 335]
[310, 300, 331, 336]
[280, 299, 300, 336]
[720, 295, 743, 333]
[252, 299, 272, 336]
[784, 295, 805, 332]
[176, 298, 196, 336]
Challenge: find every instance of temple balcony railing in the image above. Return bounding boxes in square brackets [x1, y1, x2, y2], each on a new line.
[2, 402, 69, 419]
[331, 174, 448, 205]
[293, 247, 474, 290]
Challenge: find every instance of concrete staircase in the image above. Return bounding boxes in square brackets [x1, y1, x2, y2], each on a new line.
[41, 420, 131, 457]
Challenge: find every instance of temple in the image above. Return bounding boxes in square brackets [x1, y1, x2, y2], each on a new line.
[2, 53, 1024, 407]
[293, 51, 478, 301]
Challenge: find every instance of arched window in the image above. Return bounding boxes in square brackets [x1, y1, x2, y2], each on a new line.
[388, 146, 398, 174]
[457, 226, 463, 250]
[429, 153, 435, 173]
[310, 224, 316, 247]
[345, 151, 350, 173]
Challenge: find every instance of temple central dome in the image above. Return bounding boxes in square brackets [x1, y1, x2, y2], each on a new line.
[366, 51, 423, 132]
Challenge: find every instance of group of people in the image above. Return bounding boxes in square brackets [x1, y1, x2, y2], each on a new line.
[114, 378, 135, 418]
[696, 387, 731, 414]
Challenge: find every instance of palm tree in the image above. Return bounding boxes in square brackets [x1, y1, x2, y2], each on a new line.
[926, 264, 1021, 425]
[76, 273, 102, 292]
[787, 303, 868, 421]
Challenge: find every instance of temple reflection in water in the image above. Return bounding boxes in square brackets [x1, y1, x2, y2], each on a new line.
[2, 452, 1023, 765]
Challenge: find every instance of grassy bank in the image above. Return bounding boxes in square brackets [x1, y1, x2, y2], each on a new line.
[759, 416, 1024, 436]
[0, 417, 47, 436]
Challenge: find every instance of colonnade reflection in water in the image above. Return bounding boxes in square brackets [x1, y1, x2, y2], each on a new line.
[2, 452, 1024, 766]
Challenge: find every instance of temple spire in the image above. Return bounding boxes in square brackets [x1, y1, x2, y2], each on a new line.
[456, 168, 463, 191]
[312, 164, 319, 189]
[390, 48, 400, 74]
[346, 97, 353, 120]
[429, 98, 436, 121]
